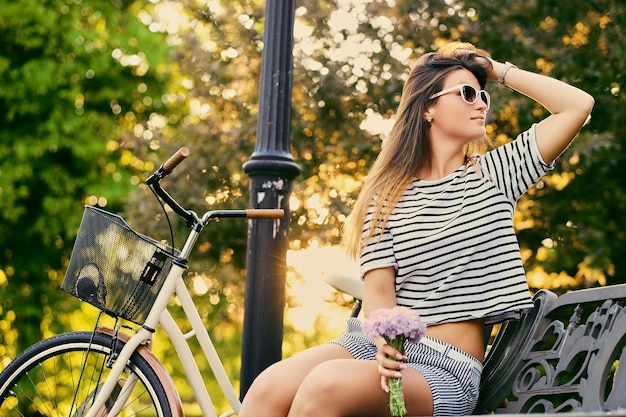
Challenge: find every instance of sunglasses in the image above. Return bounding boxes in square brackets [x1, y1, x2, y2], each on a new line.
[430, 84, 490, 110]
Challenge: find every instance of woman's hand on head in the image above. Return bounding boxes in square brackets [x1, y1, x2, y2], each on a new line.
[463, 52, 501, 81]
[438, 42, 497, 79]
[459, 51, 507, 83]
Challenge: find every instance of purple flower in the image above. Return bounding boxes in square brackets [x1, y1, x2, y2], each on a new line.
[362, 307, 426, 416]
[362, 306, 426, 345]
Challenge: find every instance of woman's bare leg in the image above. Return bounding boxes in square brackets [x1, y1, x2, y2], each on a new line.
[238, 343, 353, 417]
[287, 359, 433, 417]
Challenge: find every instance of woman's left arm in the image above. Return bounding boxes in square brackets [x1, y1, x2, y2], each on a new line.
[363, 267, 406, 393]
[490, 60, 594, 164]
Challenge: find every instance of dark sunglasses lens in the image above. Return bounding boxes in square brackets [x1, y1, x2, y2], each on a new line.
[480, 91, 489, 106]
[461, 85, 477, 103]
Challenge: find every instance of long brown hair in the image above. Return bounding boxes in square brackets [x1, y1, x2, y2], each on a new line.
[342, 42, 492, 259]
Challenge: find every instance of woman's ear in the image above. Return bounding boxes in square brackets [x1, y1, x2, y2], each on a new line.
[424, 108, 434, 124]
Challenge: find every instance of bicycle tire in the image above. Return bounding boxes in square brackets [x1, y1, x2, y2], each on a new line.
[0, 331, 173, 417]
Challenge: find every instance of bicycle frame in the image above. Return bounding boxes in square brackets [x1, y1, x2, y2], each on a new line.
[84, 234, 239, 417]
[82, 148, 283, 417]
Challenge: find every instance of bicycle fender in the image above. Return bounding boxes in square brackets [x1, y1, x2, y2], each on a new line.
[96, 327, 184, 417]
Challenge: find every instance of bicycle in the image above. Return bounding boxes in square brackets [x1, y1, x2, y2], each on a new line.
[0, 147, 291, 417]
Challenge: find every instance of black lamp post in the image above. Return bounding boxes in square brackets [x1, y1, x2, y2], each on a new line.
[240, 0, 300, 399]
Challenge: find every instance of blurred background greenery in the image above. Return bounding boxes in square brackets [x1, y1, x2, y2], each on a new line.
[1, 0, 625, 413]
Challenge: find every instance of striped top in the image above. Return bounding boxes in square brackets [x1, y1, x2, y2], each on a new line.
[360, 125, 554, 326]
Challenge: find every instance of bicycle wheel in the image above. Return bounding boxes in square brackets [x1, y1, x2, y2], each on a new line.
[0, 331, 172, 417]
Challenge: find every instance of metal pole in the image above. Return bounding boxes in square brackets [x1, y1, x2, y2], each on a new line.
[240, 0, 300, 399]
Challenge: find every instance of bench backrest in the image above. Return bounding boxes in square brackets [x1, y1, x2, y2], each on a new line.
[476, 284, 626, 414]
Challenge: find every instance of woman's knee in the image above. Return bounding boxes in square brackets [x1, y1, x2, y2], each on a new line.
[256, 361, 292, 388]
[242, 345, 354, 417]
[241, 362, 295, 409]
[298, 360, 346, 395]
[289, 360, 369, 417]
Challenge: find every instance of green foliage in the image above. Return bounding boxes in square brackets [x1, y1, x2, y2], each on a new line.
[2, 0, 626, 412]
[463, 0, 626, 289]
[284, 0, 626, 291]
[0, 0, 171, 355]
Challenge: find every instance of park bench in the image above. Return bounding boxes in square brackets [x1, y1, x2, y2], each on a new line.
[325, 276, 626, 415]
[476, 283, 626, 414]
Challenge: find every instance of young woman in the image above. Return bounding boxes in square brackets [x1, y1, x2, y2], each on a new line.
[238, 42, 594, 417]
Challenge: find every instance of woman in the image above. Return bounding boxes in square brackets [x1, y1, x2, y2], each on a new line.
[238, 42, 594, 417]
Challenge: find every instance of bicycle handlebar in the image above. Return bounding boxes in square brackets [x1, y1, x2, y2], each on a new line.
[246, 209, 284, 219]
[201, 209, 284, 223]
[145, 147, 190, 186]
[163, 147, 190, 173]
[147, 148, 285, 227]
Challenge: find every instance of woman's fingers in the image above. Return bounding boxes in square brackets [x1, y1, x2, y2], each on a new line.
[380, 375, 390, 393]
[376, 344, 407, 384]
[378, 344, 407, 363]
[375, 344, 409, 393]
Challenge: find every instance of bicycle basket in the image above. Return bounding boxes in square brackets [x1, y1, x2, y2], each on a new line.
[62, 206, 180, 325]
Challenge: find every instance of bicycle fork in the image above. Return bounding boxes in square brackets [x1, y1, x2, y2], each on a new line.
[99, 325, 142, 417]
[81, 328, 152, 417]
[83, 262, 188, 417]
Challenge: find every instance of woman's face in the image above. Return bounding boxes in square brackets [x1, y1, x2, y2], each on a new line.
[425, 68, 488, 145]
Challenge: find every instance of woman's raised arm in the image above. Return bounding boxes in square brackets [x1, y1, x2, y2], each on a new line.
[490, 60, 594, 163]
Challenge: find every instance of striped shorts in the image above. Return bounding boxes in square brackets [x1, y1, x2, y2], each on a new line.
[329, 317, 483, 416]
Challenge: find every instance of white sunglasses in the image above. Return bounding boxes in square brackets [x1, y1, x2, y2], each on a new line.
[430, 84, 490, 110]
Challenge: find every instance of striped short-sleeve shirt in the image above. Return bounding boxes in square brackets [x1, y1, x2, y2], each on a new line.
[360, 125, 554, 326]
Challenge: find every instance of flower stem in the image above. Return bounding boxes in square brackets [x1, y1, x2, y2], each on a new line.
[388, 376, 407, 416]
[386, 336, 407, 416]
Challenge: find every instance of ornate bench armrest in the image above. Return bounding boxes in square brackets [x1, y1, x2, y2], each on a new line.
[476, 284, 626, 414]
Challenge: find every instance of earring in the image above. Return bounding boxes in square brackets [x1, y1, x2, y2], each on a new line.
[425, 117, 432, 128]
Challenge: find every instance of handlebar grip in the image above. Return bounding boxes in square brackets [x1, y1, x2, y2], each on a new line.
[246, 209, 285, 219]
[162, 147, 190, 173]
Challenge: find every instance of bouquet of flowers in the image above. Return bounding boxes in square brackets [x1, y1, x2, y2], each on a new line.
[362, 306, 426, 416]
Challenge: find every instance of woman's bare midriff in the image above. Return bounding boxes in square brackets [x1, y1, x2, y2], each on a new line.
[425, 319, 486, 362]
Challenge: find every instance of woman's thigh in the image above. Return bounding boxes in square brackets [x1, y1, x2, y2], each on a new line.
[288, 358, 433, 417]
[239, 343, 354, 417]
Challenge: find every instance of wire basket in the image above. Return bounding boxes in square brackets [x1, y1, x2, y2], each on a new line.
[62, 206, 180, 325]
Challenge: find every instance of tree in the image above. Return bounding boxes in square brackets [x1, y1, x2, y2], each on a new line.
[459, 0, 626, 290]
[0, 0, 171, 356]
[284, 0, 626, 291]
[2, 0, 626, 412]
[121, 1, 626, 379]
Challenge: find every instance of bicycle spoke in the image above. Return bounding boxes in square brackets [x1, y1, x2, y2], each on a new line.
[1, 332, 170, 417]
